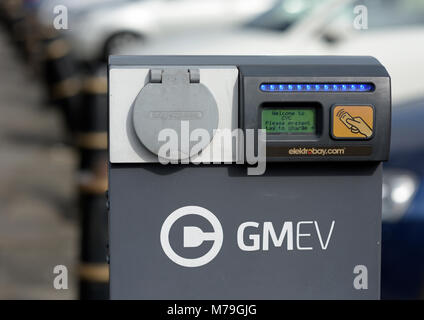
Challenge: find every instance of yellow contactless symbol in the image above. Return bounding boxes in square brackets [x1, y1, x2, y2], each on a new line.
[333, 106, 374, 139]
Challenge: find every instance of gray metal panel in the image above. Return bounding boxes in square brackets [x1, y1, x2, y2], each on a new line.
[109, 55, 389, 77]
[109, 163, 382, 299]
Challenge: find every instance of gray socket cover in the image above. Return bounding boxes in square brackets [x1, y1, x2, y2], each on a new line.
[132, 68, 219, 160]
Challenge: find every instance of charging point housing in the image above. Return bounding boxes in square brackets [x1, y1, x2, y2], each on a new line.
[108, 56, 391, 299]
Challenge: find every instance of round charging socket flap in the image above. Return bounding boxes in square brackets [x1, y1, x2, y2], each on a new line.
[132, 68, 219, 161]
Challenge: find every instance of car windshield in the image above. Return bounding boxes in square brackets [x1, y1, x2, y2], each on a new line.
[247, 0, 424, 32]
[246, 0, 330, 32]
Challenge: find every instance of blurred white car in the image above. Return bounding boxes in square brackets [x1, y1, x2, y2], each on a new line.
[122, 0, 424, 105]
[39, 0, 277, 62]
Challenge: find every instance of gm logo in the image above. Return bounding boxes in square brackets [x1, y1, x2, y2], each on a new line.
[160, 206, 223, 267]
[160, 206, 335, 267]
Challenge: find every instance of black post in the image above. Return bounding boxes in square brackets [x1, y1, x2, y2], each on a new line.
[76, 64, 109, 300]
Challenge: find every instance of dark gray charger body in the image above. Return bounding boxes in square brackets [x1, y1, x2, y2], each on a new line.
[108, 56, 391, 299]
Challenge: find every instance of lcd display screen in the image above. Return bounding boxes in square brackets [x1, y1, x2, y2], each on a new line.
[262, 109, 316, 134]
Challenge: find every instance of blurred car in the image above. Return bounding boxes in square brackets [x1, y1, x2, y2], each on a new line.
[382, 99, 424, 299]
[39, 0, 277, 62]
[123, 0, 424, 106]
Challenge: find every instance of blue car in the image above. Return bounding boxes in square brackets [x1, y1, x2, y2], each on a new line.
[382, 99, 424, 299]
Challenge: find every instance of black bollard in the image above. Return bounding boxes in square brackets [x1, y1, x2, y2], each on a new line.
[76, 64, 109, 300]
[41, 30, 82, 134]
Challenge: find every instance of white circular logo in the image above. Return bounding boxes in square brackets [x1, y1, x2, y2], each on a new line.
[160, 206, 223, 267]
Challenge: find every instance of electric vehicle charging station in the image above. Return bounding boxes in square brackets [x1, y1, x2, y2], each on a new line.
[108, 56, 391, 299]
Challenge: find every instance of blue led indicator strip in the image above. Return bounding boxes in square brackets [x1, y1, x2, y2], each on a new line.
[260, 83, 374, 92]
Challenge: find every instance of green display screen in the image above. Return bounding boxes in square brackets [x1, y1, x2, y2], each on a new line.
[262, 109, 316, 134]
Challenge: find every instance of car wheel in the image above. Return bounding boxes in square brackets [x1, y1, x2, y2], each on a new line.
[102, 32, 142, 61]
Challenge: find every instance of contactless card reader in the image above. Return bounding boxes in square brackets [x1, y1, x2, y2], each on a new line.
[108, 56, 391, 299]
